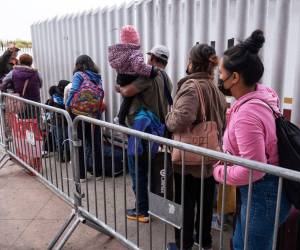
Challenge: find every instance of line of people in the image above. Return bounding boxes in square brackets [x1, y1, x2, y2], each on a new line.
[0, 26, 292, 250]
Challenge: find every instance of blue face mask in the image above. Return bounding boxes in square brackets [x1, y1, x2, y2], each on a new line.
[218, 74, 232, 96]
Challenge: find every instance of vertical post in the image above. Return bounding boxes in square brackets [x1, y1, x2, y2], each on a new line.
[291, 17, 300, 126]
[199, 0, 210, 44]
[244, 170, 253, 250]
[219, 162, 228, 250]
[180, 151, 185, 250]
[216, 0, 228, 56]
[271, 0, 291, 101]
[236, 0, 249, 41]
[0, 92, 8, 151]
[148, 140, 153, 250]
[72, 119, 83, 211]
[272, 177, 283, 250]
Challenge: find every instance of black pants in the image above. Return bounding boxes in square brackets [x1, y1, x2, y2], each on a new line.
[76, 120, 102, 179]
[174, 173, 215, 249]
[117, 97, 134, 125]
[116, 73, 139, 125]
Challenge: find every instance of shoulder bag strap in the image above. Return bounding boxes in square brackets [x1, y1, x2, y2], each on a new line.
[193, 80, 207, 122]
[21, 79, 30, 97]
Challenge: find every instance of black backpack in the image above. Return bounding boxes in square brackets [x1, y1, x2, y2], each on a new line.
[275, 113, 300, 209]
[243, 99, 300, 209]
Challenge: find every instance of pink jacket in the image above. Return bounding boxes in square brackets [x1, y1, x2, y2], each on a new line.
[213, 84, 280, 186]
[108, 43, 152, 76]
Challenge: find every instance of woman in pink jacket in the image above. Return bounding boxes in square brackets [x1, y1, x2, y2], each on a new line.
[213, 30, 290, 250]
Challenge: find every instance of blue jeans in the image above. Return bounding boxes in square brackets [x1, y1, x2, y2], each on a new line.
[233, 175, 291, 250]
[127, 143, 149, 215]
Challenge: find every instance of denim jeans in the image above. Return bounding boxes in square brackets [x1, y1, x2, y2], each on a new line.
[127, 142, 149, 215]
[233, 174, 291, 250]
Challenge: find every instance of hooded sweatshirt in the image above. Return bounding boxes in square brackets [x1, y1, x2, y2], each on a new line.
[1, 65, 42, 102]
[213, 84, 280, 186]
[65, 70, 102, 108]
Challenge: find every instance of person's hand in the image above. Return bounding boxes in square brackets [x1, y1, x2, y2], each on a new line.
[115, 84, 121, 93]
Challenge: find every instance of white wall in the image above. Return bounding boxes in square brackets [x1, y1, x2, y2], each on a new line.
[30, 0, 300, 123]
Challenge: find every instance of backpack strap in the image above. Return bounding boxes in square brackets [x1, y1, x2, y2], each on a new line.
[21, 79, 30, 97]
[160, 70, 173, 106]
[157, 70, 173, 123]
[239, 98, 281, 118]
[78, 71, 100, 85]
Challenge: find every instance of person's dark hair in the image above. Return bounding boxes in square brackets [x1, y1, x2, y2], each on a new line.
[19, 54, 33, 67]
[151, 54, 168, 67]
[189, 43, 218, 75]
[223, 29, 265, 87]
[49, 86, 57, 96]
[73, 55, 99, 74]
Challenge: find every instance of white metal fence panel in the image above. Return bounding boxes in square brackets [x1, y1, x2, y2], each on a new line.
[30, 0, 300, 124]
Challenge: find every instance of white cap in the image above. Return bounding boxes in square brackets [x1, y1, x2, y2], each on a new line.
[147, 45, 169, 62]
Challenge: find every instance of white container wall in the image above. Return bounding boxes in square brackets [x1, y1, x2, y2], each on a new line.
[30, 0, 300, 124]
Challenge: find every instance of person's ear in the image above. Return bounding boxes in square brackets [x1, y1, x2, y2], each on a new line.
[232, 72, 240, 85]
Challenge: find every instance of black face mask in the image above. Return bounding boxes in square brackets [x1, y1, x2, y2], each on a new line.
[186, 65, 191, 75]
[218, 74, 233, 96]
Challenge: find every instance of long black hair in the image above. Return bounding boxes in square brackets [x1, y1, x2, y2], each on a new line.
[73, 55, 99, 74]
[223, 29, 265, 86]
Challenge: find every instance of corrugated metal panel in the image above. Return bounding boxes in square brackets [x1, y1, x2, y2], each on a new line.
[31, 0, 300, 124]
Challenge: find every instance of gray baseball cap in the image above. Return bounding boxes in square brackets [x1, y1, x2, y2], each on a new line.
[147, 45, 169, 62]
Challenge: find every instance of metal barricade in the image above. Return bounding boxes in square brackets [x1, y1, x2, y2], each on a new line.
[49, 115, 300, 250]
[0, 92, 74, 205]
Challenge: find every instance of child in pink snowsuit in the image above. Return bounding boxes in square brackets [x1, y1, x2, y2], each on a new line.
[108, 25, 157, 125]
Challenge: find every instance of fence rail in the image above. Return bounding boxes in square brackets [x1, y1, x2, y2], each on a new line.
[0, 93, 299, 250]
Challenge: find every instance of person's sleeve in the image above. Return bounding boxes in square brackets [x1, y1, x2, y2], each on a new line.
[37, 72, 43, 88]
[0, 70, 13, 91]
[64, 83, 71, 105]
[213, 108, 267, 186]
[165, 82, 199, 133]
[129, 52, 152, 77]
[65, 73, 82, 107]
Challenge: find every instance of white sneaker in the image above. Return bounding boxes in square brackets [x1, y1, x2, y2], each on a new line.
[113, 117, 119, 124]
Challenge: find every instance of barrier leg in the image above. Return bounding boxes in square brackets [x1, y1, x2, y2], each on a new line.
[0, 153, 10, 170]
[48, 210, 78, 250]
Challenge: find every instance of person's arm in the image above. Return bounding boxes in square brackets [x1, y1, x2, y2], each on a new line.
[213, 107, 267, 186]
[0, 70, 13, 91]
[0, 50, 13, 74]
[64, 83, 71, 105]
[165, 81, 199, 132]
[118, 83, 141, 97]
[37, 72, 43, 88]
[117, 76, 151, 97]
[65, 73, 83, 108]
